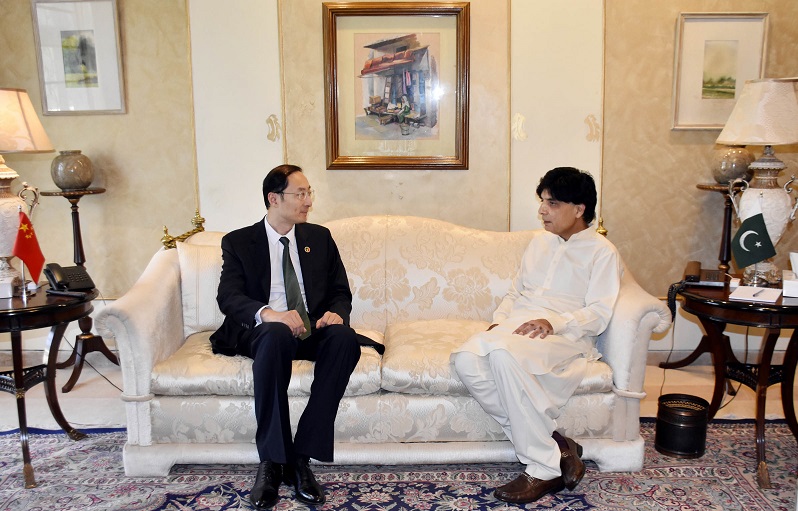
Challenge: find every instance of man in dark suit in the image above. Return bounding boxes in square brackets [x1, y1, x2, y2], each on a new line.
[210, 164, 361, 510]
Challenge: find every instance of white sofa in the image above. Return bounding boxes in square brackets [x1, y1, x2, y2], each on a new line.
[96, 215, 671, 476]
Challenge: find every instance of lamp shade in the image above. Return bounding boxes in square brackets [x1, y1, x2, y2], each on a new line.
[716, 78, 798, 146]
[0, 88, 53, 153]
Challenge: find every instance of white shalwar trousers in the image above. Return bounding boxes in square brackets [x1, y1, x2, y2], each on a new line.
[452, 349, 578, 480]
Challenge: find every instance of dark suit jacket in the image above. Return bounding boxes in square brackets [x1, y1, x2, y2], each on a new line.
[210, 219, 352, 357]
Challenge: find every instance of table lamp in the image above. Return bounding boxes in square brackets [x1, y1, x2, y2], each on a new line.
[0, 88, 54, 296]
[717, 78, 798, 285]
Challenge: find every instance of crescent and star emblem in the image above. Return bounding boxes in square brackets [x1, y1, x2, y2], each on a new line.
[738, 230, 763, 252]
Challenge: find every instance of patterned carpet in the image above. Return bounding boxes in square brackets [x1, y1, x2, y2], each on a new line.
[1, 420, 796, 510]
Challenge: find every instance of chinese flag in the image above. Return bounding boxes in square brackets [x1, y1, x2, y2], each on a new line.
[12, 211, 45, 283]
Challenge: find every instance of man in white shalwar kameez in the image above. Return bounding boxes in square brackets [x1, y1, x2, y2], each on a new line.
[451, 167, 622, 504]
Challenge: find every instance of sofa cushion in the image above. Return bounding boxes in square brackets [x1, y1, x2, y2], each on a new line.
[151, 330, 384, 397]
[176, 242, 225, 337]
[381, 319, 614, 397]
[382, 319, 488, 396]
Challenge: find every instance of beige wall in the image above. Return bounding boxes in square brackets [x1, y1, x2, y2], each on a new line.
[2, 0, 797, 300]
[603, 0, 798, 296]
[280, 0, 510, 230]
[0, 0, 197, 297]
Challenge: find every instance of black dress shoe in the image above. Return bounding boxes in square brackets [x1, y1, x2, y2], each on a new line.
[559, 436, 586, 490]
[284, 457, 325, 505]
[494, 472, 565, 503]
[250, 460, 282, 510]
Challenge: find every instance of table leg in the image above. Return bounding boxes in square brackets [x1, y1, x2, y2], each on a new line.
[55, 349, 76, 370]
[753, 328, 780, 489]
[659, 334, 713, 370]
[660, 332, 737, 396]
[782, 329, 798, 441]
[44, 323, 87, 441]
[10, 332, 37, 488]
[697, 318, 731, 421]
[60, 316, 119, 393]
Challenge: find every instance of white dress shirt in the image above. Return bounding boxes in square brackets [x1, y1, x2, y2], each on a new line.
[254, 217, 308, 324]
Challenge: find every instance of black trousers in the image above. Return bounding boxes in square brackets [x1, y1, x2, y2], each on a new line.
[249, 322, 360, 463]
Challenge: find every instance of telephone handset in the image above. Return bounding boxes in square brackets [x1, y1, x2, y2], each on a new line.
[683, 260, 702, 282]
[43, 263, 95, 291]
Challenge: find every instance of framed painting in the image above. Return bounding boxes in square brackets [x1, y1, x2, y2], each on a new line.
[31, 0, 126, 115]
[672, 12, 768, 130]
[322, 2, 469, 170]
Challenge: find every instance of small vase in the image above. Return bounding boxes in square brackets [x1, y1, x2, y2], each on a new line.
[51, 150, 93, 190]
[712, 145, 754, 184]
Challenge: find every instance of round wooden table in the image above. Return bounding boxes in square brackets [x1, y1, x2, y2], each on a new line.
[678, 285, 798, 488]
[0, 287, 98, 488]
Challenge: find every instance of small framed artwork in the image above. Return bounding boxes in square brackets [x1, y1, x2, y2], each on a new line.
[31, 0, 126, 115]
[322, 2, 470, 170]
[671, 12, 768, 130]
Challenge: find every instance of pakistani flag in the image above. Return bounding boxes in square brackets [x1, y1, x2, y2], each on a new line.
[731, 210, 776, 269]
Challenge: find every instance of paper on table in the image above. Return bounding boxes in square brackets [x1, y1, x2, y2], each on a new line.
[728, 286, 782, 303]
[790, 252, 798, 273]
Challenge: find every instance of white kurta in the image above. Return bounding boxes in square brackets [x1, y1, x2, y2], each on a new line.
[451, 228, 622, 478]
[453, 228, 622, 378]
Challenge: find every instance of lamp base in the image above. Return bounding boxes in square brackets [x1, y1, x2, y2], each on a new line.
[742, 260, 781, 287]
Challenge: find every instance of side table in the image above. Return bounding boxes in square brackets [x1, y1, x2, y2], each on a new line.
[677, 285, 798, 489]
[0, 288, 98, 488]
[40, 188, 118, 392]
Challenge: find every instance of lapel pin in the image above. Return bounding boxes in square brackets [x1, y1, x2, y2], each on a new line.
[305, 247, 310, 253]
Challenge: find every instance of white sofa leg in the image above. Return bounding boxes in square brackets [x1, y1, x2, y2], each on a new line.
[123, 443, 260, 477]
[580, 436, 644, 472]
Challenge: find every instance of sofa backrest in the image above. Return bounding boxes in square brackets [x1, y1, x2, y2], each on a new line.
[325, 216, 536, 332]
[179, 216, 535, 336]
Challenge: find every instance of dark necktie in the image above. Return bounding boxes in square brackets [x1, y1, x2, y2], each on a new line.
[280, 237, 311, 339]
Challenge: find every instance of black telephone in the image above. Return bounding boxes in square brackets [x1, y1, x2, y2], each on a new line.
[43, 263, 95, 291]
[682, 261, 724, 286]
[667, 261, 726, 319]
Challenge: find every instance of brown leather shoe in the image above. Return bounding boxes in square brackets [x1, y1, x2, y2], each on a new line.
[559, 436, 586, 490]
[493, 472, 565, 503]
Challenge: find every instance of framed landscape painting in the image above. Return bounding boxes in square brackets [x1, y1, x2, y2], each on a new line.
[672, 12, 768, 130]
[323, 2, 469, 169]
[31, 0, 126, 115]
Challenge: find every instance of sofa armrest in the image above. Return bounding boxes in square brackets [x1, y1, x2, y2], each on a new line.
[597, 271, 671, 395]
[95, 248, 186, 398]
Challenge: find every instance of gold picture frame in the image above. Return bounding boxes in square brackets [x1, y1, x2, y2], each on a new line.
[671, 12, 768, 130]
[323, 2, 470, 170]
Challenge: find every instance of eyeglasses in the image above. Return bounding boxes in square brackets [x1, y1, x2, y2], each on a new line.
[280, 189, 315, 201]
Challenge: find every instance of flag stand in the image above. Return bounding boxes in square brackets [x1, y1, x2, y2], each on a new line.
[19, 245, 28, 304]
[16, 205, 34, 303]
[15, 184, 41, 300]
